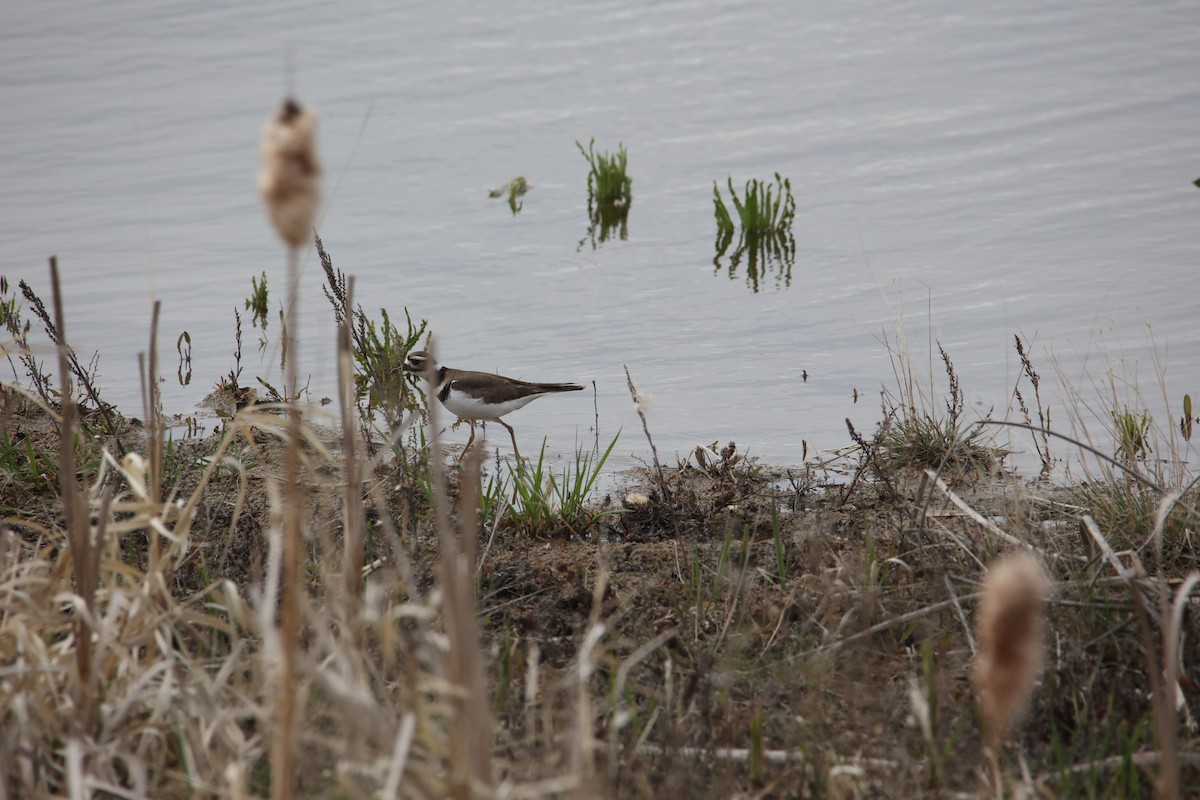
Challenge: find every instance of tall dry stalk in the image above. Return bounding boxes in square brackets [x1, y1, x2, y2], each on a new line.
[49, 257, 98, 736]
[259, 94, 321, 800]
[338, 276, 365, 618]
[624, 366, 667, 502]
[137, 300, 165, 580]
[272, 245, 304, 800]
[425, 344, 497, 797]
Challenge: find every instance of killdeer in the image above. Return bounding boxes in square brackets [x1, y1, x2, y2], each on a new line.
[402, 350, 583, 460]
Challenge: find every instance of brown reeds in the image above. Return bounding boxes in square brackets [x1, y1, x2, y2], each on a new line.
[48, 258, 98, 738]
[259, 92, 321, 800]
[424, 343, 497, 797]
[971, 551, 1050, 749]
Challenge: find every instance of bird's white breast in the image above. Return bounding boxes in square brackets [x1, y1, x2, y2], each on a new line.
[440, 387, 540, 421]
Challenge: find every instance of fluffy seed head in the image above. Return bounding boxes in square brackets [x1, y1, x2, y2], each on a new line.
[971, 551, 1050, 746]
[258, 98, 321, 247]
[623, 492, 649, 507]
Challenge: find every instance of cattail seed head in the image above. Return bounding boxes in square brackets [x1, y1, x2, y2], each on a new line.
[623, 492, 649, 507]
[258, 98, 321, 248]
[971, 551, 1050, 746]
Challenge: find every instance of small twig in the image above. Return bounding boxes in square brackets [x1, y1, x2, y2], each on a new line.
[360, 555, 389, 578]
[761, 584, 800, 656]
[1041, 749, 1200, 780]
[592, 379, 599, 455]
[626, 742, 899, 769]
[339, 277, 366, 608]
[945, 574, 977, 656]
[1080, 515, 1136, 584]
[608, 629, 675, 782]
[805, 595, 978, 656]
[623, 366, 667, 499]
[477, 495, 508, 580]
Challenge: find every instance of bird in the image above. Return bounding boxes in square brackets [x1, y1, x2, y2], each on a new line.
[401, 350, 583, 460]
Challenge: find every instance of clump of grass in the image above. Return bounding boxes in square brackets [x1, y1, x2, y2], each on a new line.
[577, 138, 631, 208]
[0, 330, 491, 799]
[1112, 405, 1152, 462]
[577, 138, 631, 248]
[1047, 344, 1200, 563]
[1070, 459, 1199, 564]
[503, 434, 620, 535]
[712, 174, 796, 292]
[879, 340, 997, 481]
[713, 173, 795, 236]
[0, 425, 57, 494]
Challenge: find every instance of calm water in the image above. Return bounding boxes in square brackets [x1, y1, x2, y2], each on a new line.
[3, 0, 1199, 475]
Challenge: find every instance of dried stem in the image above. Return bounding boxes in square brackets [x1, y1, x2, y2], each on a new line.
[339, 277, 365, 617]
[623, 366, 667, 500]
[138, 300, 164, 575]
[427, 343, 496, 797]
[50, 256, 95, 734]
[272, 245, 304, 800]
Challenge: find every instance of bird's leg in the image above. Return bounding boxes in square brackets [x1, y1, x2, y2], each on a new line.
[459, 421, 478, 462]
[498, 419, 522, 462]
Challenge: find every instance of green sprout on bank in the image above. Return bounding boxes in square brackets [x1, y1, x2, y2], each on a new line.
[1112, 406, 1152, 462]
[501, 433, 621, 536]
[712, 174, 797, 292]
[1180, 393, 1196, 441]
[318, 234, 429, 431]
[577, 138, 632, 249]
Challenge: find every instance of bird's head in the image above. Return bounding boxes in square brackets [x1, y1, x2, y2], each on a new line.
[401, 350, 436, 377]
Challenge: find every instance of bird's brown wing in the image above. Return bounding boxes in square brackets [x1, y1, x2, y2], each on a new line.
[448, 370, 583, 403]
